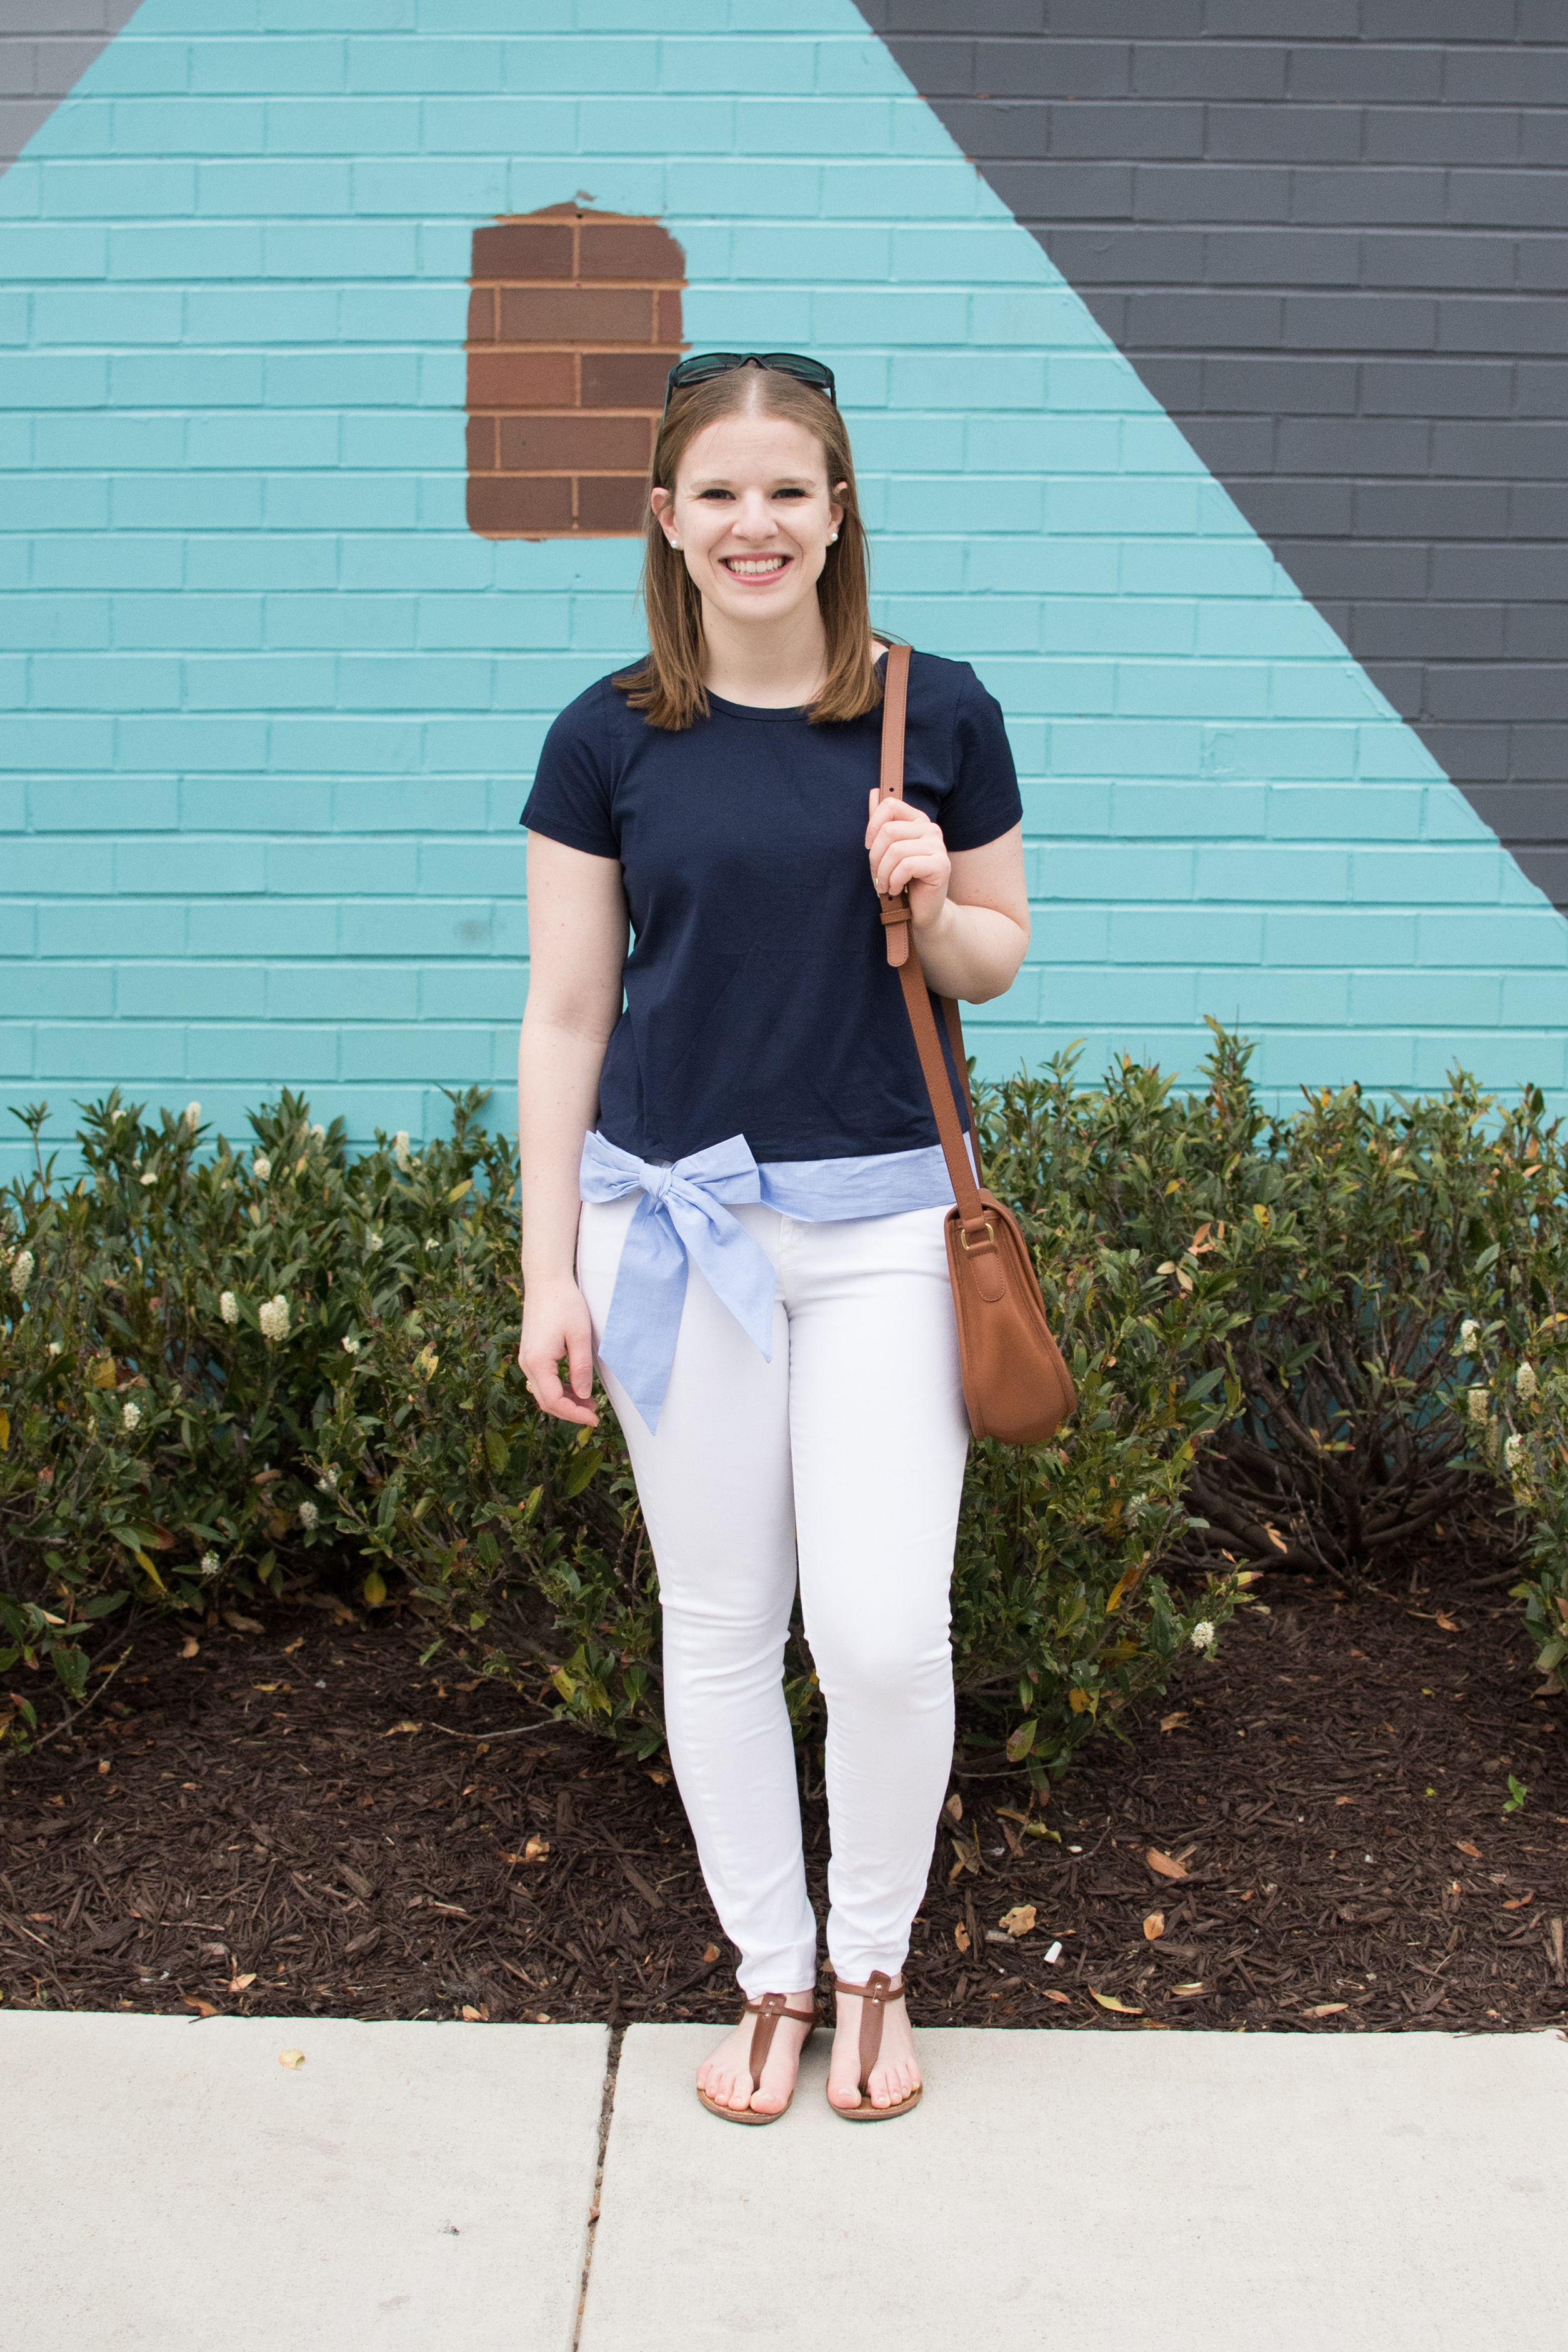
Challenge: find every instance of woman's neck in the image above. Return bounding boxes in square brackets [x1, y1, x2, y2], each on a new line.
[699, 598, 830, 709]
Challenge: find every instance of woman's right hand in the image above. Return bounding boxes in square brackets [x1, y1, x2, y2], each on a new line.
[518, 1277, 600, 1428]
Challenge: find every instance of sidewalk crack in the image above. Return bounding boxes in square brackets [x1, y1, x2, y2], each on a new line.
[571, 2021, 624, 2352]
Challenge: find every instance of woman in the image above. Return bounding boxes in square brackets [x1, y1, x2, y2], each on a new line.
[516, 351, 1028, 2121]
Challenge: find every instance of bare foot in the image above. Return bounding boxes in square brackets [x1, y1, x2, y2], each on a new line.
[826, 1976, 921, 2112]
[695, 1994, 816, 2116]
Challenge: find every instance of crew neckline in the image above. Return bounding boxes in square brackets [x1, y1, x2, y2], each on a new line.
[703, 646, 891, 723]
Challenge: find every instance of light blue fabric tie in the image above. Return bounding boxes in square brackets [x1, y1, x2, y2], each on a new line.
[579, 1129, 777, 1433]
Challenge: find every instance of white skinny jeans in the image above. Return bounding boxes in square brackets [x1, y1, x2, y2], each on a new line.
[576, 1194, 971, 1996]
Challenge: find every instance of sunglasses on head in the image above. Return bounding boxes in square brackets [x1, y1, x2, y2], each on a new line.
[662, 351, 837, 416]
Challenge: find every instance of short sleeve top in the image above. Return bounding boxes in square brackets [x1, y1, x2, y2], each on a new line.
[520, 648, 1023, 1166]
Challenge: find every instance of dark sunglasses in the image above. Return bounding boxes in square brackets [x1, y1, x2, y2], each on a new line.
[662, 351, 837, 416]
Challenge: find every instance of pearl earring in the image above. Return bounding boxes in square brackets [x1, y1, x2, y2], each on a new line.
[670, 538, 681, 549]
[827, 531, 839, 544]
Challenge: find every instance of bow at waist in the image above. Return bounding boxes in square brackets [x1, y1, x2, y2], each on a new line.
[578, 1129, 776, 1433]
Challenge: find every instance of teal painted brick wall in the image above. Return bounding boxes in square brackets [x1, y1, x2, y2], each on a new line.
[3, 0, 1568, 1179]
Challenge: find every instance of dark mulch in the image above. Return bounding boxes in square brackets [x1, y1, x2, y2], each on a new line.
[2, 1534, 1565, 2036]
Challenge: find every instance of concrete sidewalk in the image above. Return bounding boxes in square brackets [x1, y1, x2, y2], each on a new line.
[4, 2013, 1563, 2352]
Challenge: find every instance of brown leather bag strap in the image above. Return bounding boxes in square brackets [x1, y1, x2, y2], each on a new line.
[876, 644, 987, 1232]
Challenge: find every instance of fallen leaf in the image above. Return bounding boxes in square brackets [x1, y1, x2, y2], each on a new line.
[523, 1835, 549, 1862]
[944, 1793, 962, 1824]
[999, 1904, 1036, 1938]
[282, 1636, 304, 1655]
[222, 1611, 264, 1634]
[1334, 1796, 1356, 1806]
[1159, 1710, 1188, 1733]
[497, 1851, 527, 1866]
[277, 2049, 305, 2069]
[182, 1998, 218, 2019]
[1436, 1612, 1459, 1633]
[1143, 1911, 1166, 1941]
[1455, 1839, 1483, 1860]
[179, 1636, 199, 1660]
[1145, 1848, 1188, 1882]
[995, 1806, 1031, 1824]
[383, 1720, 421, 1736]
[954, 1923, 972, 1953]
[701, 1943, 720, 1966]
[1039, 1989, 1071, 2004]
[1089, 1991, 1143, 2016]
[1304, 2003, 1349, 2019]
[645, 1769, 671, 1786]
[1502, 1893, 1534, 1910]
[459, 2004, 488, 2023]
[252, 1683, 279, 1694]
[227, 1972, 257, 1993]
[1172, 1982, 1207, 1998]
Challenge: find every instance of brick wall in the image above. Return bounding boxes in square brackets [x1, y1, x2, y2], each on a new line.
[1, 0, 1567, 1182]
[466, 204, 683, 539]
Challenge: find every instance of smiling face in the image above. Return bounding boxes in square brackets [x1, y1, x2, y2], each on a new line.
[651, 405, 845, 637]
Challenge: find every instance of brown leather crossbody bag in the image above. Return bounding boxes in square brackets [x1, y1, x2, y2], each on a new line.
[875, 643, 1077, 1446]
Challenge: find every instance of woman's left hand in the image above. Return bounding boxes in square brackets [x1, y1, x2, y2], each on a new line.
[866, 789, 950, 934]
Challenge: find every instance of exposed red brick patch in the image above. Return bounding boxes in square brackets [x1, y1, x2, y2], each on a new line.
[466, 204, 685, 541]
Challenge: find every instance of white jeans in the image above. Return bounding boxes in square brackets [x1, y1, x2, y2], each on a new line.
[576, 1194, 971, 1996]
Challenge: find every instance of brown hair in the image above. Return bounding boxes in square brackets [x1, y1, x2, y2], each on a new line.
[617, 363, 881, 731]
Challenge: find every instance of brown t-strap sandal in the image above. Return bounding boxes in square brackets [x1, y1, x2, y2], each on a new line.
[830, 1971, 922, 2121]
[695, 1991, 817, 2126]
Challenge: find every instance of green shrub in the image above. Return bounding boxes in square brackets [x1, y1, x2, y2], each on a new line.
[1446, 1089, 1568, 1691]
[1, 1082, 1245, 1770]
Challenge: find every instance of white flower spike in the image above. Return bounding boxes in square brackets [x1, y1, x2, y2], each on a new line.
[10, 1250, 34, 1298]
[258, 1294, 290, 1344]
[252, 1154, 272, 1183]
[1459, 1319, 1480, 1355]
[121, 1401, 142, 1433]
[1191, 1620, 1216, 1653]
[219, 1291, 239, 1326]
[1467, 1386, 1491, 1426]
[298, 1499, 319, 1531]
[1516, 1362, 1538, 1402]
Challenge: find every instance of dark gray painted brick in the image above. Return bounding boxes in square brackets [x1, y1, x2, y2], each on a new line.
[987, 159, 1134, 216]
[1288, 43, 1444, 103]
[1202, 354, 1361, 412]
[888, 37, 976, 93]
[1204, 228, 1361, 284]
[1444, 49, 1568, 107]
[1512, 725, 1568, 776]
[973, 38, 1130, 96]
[1352, 603, 1505, 659]
[1361, 233, 1517, 289]
[1133, 162, 1293, 219]
[1050, 101, 1206, 158]
[1361, 359, 1515, 415]
[1278, 417, 1433, 475]
[1505, 606, 1568, 659]
[1519, 238, 1568, 288]
[1364, 106, 1524, 167]
[1461, 786, 1568, 838]
[1517, 360, 1568, 412]
[1291, 167, 1449, 224]
[1131, 40, 1286, 99]
[1284, 540, 1431, 599]
[1360, 0, 1508, 41]
[864, 0, 1568, 903]
[1432, 543, 1568, 598]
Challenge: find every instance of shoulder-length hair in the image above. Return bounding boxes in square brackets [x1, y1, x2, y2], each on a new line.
[617, 364, 880, 732]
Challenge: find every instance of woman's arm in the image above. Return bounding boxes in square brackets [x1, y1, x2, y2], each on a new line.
[864, 799, 1029, 1003]
[516, 832, 628, 1426]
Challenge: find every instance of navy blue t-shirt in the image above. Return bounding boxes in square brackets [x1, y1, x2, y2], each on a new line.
[520, 648, 1023, 1165]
